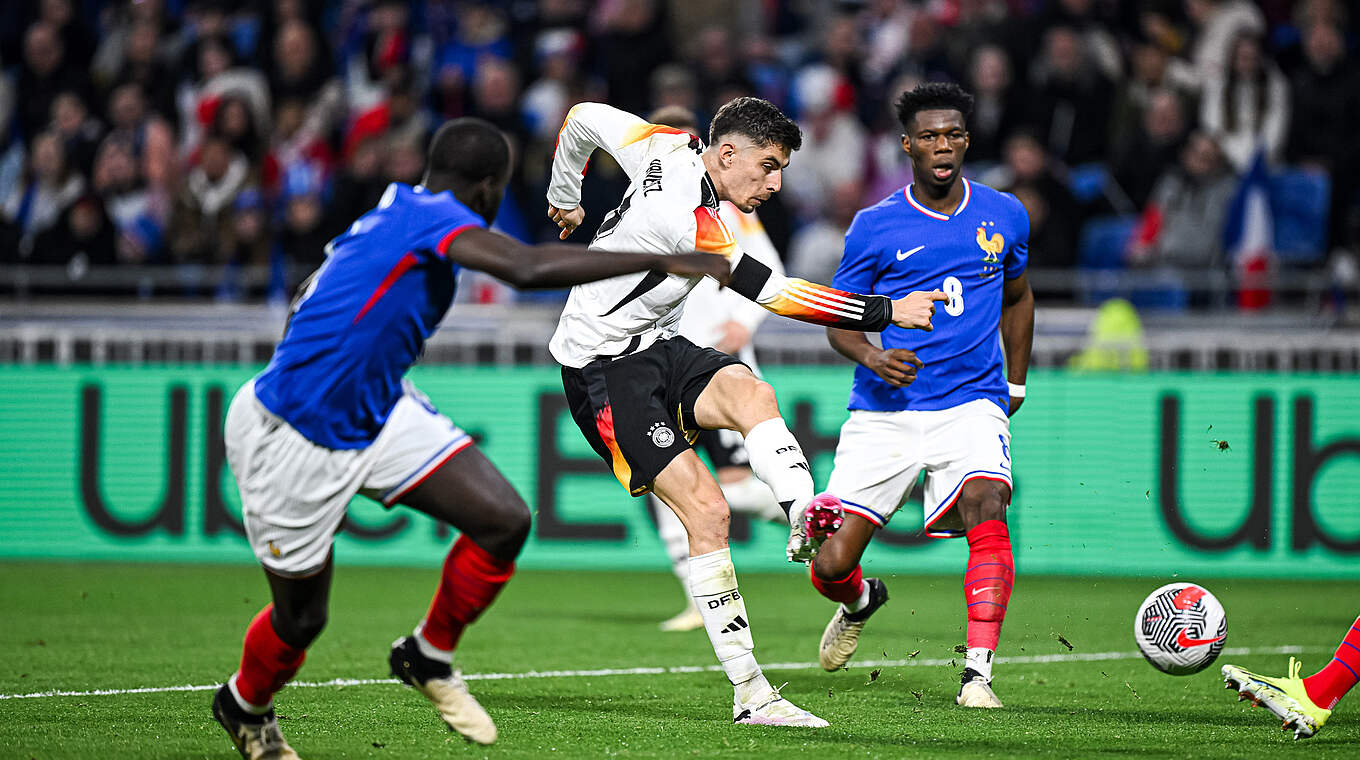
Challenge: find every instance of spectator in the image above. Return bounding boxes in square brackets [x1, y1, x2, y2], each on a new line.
[1113, 88, 1190, 209]
[965, 44, 1025, 165]
[268, 98, 336, 185]
[1184, 0, 1266, 89]
[1025, 24, 1113, 166]
[215, 187, 272, 302]
[1201, 32, 1290, 170]
[276, 164, 330, 275]
[16, 22, 89, 144]
[1127, 131, 1238, 269]
[782, 65, 866, 222]
[787, 181, 862, 286]
[687, 25, 750, 118]
[32, 193, 118, 270]
[50, 91, 103, 178]
[992, 131, 1083, 268]
[592, 0, 673, 115]
[91, 133, 162, 263]
[1109, 38, 1191, 163]
[36, 0, 96, 73]
[104, 82, 177, 198]
[1286, 21, 1359, 252]
[326, 134, 386, 239]
[522, 29, 591, 141]
[104, 18, 177, 122]
[167, 135, 249, 264]
[1, 130, 86, 259]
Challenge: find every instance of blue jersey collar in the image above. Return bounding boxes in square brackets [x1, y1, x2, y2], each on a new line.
[904, 177, 971, 220]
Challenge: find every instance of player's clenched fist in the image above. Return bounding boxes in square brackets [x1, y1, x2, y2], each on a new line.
[890, 290, 950, 330]
[867, 347, 924, 387]
[547, 204, 586, 239]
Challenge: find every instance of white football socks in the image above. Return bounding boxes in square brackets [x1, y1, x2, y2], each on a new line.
[688, 547, 772, 705]
[965, 647, 994, 682]
[742, 418, 814, 520]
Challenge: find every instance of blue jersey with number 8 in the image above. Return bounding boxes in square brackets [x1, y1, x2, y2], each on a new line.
[832, 178, 1029, 413]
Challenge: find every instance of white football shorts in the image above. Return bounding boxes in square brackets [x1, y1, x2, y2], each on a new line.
[825, 399, 1012, 538]
[224, 378, 472, 576]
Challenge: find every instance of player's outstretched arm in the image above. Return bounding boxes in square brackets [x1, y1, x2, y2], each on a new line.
[827, 328, 924, 387]
[999, 272, 1034, 416]
[445, 228, 729, 289]
[724, 251, 946, 331]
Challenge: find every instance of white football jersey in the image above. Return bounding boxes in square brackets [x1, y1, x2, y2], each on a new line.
[675, 201, 781, 371]
[546, 102, 891, 369]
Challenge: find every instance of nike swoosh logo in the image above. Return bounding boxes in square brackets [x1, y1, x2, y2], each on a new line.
[896, 245, 925, 261]
[1176, 630, 1225, 647]
[970, 586, 1000, 596]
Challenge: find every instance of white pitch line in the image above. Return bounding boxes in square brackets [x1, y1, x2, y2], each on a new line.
[0, 645, 1309, 701]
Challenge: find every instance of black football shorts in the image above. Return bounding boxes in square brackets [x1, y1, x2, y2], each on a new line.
[561, 336, 744, 496]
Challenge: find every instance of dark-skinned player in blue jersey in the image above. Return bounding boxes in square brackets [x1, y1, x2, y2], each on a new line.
[209, 118, 727, 759]
[800, 82, 1034, 710]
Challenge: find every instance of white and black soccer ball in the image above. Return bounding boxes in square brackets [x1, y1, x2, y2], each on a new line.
[1133, 582, 1227, 675]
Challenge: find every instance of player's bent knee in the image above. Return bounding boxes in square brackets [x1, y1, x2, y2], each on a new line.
[811, 548, 855, 583]
[805, 541, 859, 581]
[745, 379, 779, 418]
[473, 500, 532, 561]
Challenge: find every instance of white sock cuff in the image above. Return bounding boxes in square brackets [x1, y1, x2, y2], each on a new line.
[744, 417, 790, 444]
[687, 547, 736, 594]
[227, 672, 273, 715]
[413, 624, 453, 664]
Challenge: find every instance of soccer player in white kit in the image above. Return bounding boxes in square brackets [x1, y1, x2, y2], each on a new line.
[643, 106, 787, 633]
[545, 96, 947, 726]
[807, 83, 1034, 710]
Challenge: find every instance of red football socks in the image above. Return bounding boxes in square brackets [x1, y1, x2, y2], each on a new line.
[418, 535, 515, 652]
[1304, 615, 1360, 710]
[964, 520, 1014, 650]
[810, 563, 865, 605]
[233, 604, 305, 710]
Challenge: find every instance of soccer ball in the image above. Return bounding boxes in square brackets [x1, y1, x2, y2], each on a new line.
[1133, 582, 1227, 675]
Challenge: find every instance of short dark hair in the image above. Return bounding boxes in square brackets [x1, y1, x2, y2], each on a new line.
[709, 97, 802, 152]
[426, 117, 510, 186]
[894, 82, 975, 132]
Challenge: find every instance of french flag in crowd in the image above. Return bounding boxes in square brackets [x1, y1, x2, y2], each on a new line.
[1223, 150, 1274, 309]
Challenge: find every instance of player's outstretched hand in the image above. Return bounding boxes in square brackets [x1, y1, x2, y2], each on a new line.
[548, 204, 586, 240]
[890, 290, 949, 330]
[868, 348, 923, 387]
[661, 253, 731, 284]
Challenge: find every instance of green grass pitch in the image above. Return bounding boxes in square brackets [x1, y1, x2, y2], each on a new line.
[1, 562, 1356, 759]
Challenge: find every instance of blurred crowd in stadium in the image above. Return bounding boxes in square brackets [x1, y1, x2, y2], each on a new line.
[0, 0, 1356, 308]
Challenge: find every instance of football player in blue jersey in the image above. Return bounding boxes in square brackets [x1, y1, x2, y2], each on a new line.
[209, 118, 728, 759]
[801, 83, 1034, 710]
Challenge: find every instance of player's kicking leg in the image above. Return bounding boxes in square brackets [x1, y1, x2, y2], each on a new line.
[691, 365, 822, 561]
[1222, 613, 1359, 739]
[652, 451, 827, 727]
[809, 509, 889, 671]
[386, 445, 531, 745]
[953, 480, 1014, 709]
[213, 559, 331, 760]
